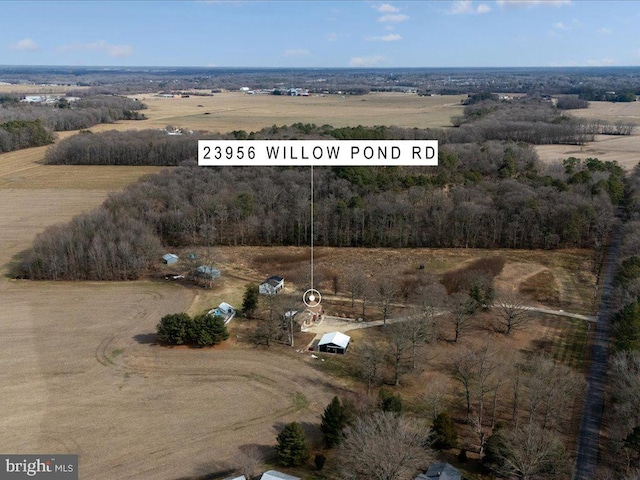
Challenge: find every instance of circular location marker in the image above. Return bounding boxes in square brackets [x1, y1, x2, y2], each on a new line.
[303, 288, 322, 308]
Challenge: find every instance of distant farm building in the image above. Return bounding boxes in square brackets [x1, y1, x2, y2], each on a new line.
[259, 275, 284, 295]
[318, 331, 350, 354]
[195, 265, 221, 280]
[162, 253, 178, 265]
[260, 471, 300, 480]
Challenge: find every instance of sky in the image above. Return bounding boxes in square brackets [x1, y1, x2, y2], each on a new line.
[1, 0, 640, 68]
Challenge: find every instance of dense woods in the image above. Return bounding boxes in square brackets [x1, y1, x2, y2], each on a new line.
[0, 119, 53, 152]
[0, 95, 145, 152]
[45, 129, 211, 166]
[19, 132, 621, 280]
[598, 165, 640, 476]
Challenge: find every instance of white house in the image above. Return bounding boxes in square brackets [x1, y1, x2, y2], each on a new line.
[318, 331, 351, 354]
[260, 471, 300, 480]
[259, 275, 284, 295]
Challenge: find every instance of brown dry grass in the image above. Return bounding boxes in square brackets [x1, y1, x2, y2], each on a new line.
[536, 101, 640, 170]
[0, 84, 89, 94]
[174, 246, 596, 317]
[129, 91, 466, 132]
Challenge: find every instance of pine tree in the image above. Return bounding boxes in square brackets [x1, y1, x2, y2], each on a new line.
[431, 412, 458, 450]
[320, 396, 354, 448]
[242, 283, 259, 318]
[276, 422, 309, 467]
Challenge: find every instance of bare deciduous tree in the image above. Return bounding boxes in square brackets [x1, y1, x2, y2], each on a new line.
[495, 423, 570, 480]
[377, 280, 399, 326]
[495, 292, 530, 334]
[449, 292, 475, 342]
[233, 445, 263, 479]
[339, 412, 431, 480]
[387, 322, 413, 386]
[356, 342, 383, 395]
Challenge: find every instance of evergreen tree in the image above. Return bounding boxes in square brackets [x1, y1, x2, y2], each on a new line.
[431, 412, 458, 450]
[614, 300, 640, 352]
[378, 389, 403, 414]
[157, 313, 191, 345]
[483, 422, 508, 469]
[276, 422, 309, 467]
[242, 283, 259, 318]
[320, 396, 355, 448]
[192, 313, 229, 347]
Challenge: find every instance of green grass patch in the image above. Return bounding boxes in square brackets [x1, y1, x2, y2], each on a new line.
[551, 318, 590, 369]
[293, 392, 309, 410]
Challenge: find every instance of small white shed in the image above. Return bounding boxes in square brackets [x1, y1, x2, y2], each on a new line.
[162, 253, 178, 265]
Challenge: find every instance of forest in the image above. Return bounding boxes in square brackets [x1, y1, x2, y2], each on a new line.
[20, 133, 622, 280]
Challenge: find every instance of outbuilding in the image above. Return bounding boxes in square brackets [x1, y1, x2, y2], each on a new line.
[162, 253, 179, 265]
[259, 275, 284, 295]
[195, 265, 221, 279]
[260, 471, 300, 480]
[208, 302, 236, 325]
[318, 331, 350, 354]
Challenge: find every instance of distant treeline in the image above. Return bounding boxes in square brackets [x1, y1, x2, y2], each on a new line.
[0, 95, 146, 152]
[0, 119, 54, 152]
[453, 96, 634, 143]
[19, 138, 622, 280]
[45, 129, 214, 166]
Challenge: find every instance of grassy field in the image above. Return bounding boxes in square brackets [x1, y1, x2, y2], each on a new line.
[131, 91, 466, 132]
[536, 101, 640, 170]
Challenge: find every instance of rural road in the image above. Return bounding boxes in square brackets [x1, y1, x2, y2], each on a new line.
[573, 224, 621, 480]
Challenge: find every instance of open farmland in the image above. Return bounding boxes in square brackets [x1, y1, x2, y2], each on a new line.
[130, 91, 466, 132]
[0, 192, 337, 479]
[536, 101, 640, 169]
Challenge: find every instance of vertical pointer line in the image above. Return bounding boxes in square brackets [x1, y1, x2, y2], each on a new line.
[310, 164, 314, 292]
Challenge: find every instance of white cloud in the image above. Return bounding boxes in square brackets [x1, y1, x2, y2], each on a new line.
[367, 33, 403, 42]
[284, 49, 310, 57]
[448, 1, 491, 15]
[378, 13, 409, 23]
[326, 32, 339, 42]
[373, 3, 399, 13]
[10, 38, 39, 51]
[597, 27, 612, 35]
[585, 58, 615, 66]
[350, 55, 386, 67]
[449, 1, 472, 14]
[553, 22, 567, 29]
[58, 40, 134, 58]
[497, 0, 572, 7]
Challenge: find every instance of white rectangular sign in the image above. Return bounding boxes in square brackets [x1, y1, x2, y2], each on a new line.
[198, 140, 438, 166]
